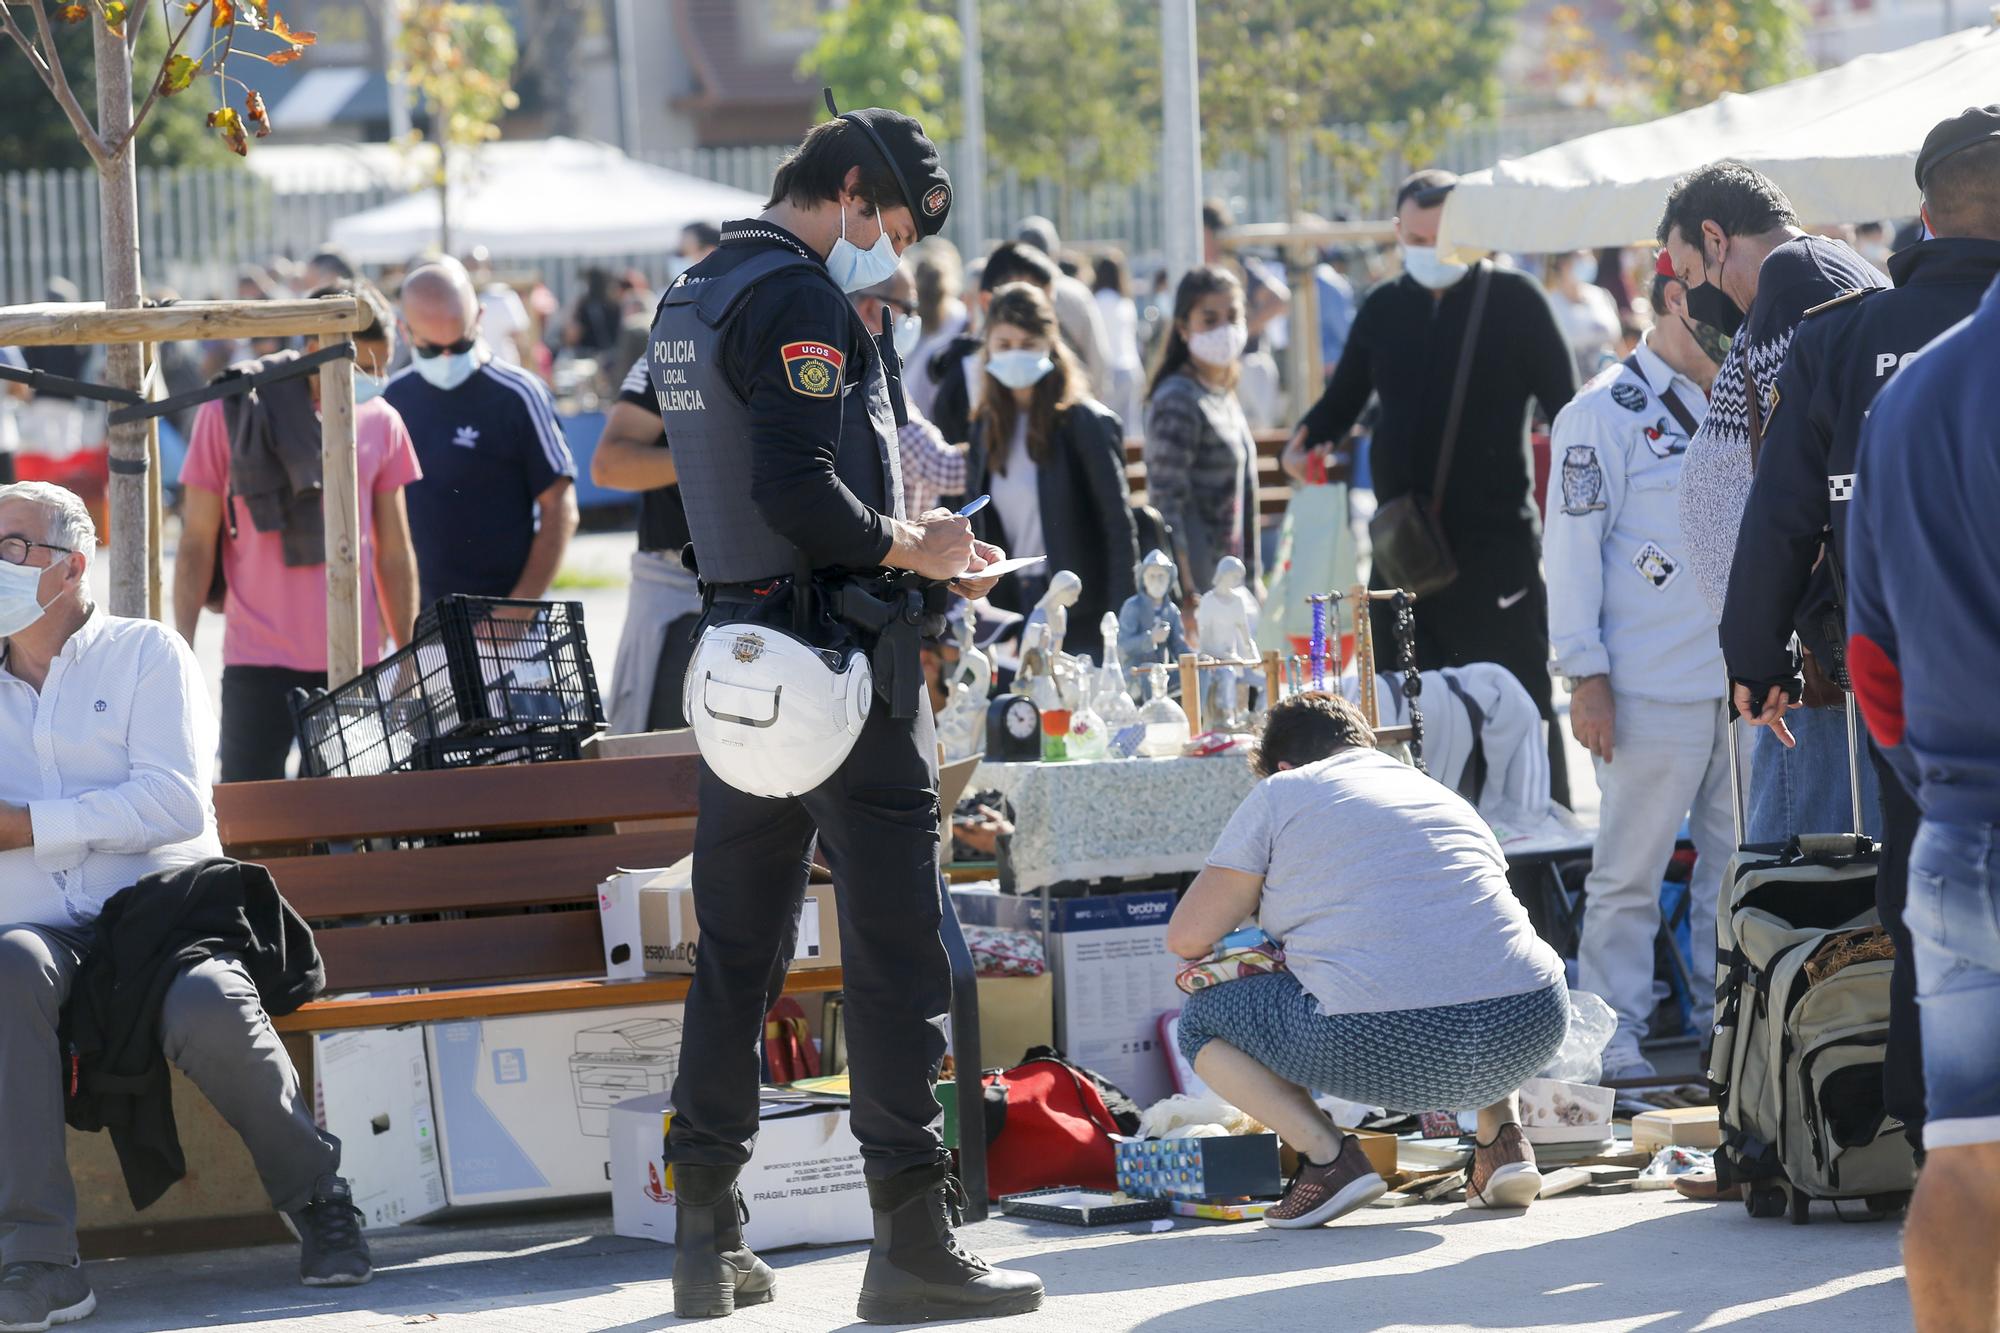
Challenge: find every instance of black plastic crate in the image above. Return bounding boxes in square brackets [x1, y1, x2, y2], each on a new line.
[292, 596, 604, 777]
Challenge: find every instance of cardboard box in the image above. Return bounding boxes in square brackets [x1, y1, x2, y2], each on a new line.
[1115, 1133, 1284, 1201]
[315, 1026, 447, 1229]
[952, 886, 1179, 1107]
[599, 866, 840, 977]
[426, 1002, 684, 1207]
[1632, 1106, 1722, 1154]
[971, 972, 1054, 1070]
[1518, 1078, 1616, 1147]
[1339, 1129, 1398, 1180]
[609, 1093, 873, 1250]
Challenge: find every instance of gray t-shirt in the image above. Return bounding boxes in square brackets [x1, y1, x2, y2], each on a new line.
[1207, 747, 1564, 1016]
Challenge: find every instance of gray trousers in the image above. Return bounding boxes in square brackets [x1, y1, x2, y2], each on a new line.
[0, 923, 339, 1266]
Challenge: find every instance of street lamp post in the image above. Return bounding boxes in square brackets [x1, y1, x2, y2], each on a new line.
[957, 0, 988, 255]
[1159, 0, 1203, 288]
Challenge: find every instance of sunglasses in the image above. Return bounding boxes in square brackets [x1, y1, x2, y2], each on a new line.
[412, 335, 478, 359]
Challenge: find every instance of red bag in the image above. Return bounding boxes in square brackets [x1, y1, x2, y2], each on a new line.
[764, 998, 820, 1085]
[981, 1056, 1120, 1201]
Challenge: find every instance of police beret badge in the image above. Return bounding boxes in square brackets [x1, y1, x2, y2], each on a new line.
[923, 184, 950, 219]
[781, 341, 842, 397]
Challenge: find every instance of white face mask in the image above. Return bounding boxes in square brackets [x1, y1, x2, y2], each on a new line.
[986, 348, 1055, 389]
[1401, 245, 1469, 291]
[353, 369, 385, 404]
[893, 313, 922, 361]
[412, 346, 481, 391]
[827, 203, 900, 294]
[0, 558, 55, 638]
[1572, 254, 1599, 285]
[1187, 321, 1248, 367]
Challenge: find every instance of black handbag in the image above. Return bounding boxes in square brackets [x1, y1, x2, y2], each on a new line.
[1368, 259, 1492, 599]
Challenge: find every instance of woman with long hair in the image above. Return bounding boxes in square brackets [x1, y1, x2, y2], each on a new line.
[965, 283, 1138, 661]
[1144, 265, 1262, 597]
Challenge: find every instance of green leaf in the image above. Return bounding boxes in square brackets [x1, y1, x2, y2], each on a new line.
[161, 54, 201, 95]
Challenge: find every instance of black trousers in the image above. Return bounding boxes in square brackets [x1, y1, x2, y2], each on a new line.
[1373, 530, 1569, 809]
[1871, 743, 1926, 1149]
[667, 687, 951, 1181]
[219, 665, 326, 782]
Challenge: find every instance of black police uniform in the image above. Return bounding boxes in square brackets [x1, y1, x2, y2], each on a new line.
[1721, 233, 2000, 1147]
[650, 217, 952, 1182]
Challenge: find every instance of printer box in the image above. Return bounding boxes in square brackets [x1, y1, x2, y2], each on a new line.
[600, 866, 840, 977]
[951, 886, 1180, 1107]
[315, 1026, 447, 1229]
[426, 1002, 685, 1207]
[610, 1093, 872, 1250]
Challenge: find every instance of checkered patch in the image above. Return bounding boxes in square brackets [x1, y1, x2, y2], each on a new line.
[1828, 473, 1856, 502]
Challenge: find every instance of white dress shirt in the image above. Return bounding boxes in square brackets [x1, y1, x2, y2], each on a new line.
[1544, 334, 1724, 704]
[1, 609, 222, 930]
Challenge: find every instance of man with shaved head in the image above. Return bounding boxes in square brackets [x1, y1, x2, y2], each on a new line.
[385, 260, 578, 609]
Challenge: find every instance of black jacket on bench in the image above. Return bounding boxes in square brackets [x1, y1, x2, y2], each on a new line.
[59, 857, 323, 1209]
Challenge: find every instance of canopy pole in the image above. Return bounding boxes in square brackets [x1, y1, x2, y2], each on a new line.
[320, 356, 362, 687]
[1159, 0, 1204, 289]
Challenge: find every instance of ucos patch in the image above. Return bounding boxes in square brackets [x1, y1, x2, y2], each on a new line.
[781, 341, 843, 397]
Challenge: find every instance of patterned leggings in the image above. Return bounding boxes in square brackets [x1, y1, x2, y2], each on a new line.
[1178, 972, 1570, 1113]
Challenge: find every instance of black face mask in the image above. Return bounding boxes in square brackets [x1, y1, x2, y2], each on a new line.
[1685, 240, 1745, 338]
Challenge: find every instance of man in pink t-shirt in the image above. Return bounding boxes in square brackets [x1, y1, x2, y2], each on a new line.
[174, 283, 423, 781]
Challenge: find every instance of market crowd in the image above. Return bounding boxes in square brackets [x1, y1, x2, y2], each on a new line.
[1, 92, 1998, 1333]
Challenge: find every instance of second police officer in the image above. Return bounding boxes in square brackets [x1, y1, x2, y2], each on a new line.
[1721, 103, 2000, 1156]
[647, 96, 1045, 1324]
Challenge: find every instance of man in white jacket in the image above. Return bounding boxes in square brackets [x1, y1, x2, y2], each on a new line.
[1543, 260, 1730, 1082]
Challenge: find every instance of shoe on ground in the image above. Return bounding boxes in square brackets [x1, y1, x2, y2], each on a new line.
[857, 1163, 1042, 1324]
[672, 1164, 777, 1319]
[1601, 1052, 1659, 1085]
[1674, 1169, 1743, 1202]
[1466, 1123, 1542, 1210]
[1264, 1134, 1387, 1229]
[0, 1261, 96, 1332]
[290, 1175, 372, 1287]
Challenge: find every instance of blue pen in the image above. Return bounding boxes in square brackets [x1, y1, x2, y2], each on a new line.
[957, 494, 992, 518]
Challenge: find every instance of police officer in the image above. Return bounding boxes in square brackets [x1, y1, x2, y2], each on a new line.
[1721, 104, 2000, 1151]
[594, 354, 702, 733]
[1545, 256, 1732, 1083]
[649, 101, 1043, 1323]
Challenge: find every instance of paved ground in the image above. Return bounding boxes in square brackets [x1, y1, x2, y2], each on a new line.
[82, 1189, 1907, 1333]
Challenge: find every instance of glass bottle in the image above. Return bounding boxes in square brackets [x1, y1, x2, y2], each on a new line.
[1032, 671, 1071, 762]
[1136, 663, 1190, 758]
[1092, 612, 1142, 756]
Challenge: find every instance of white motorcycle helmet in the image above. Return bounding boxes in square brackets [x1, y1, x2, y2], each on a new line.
[684, 621, 874, 799]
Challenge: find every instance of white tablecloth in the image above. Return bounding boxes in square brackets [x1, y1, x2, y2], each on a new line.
[974, 754, 1260, 893]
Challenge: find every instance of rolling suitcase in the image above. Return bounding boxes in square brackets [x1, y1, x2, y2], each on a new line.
[1708, 697, 1916, 1223]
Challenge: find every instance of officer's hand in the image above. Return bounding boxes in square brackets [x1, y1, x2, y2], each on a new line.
[1569, 674, 1616, 764]
[888, 512, 975, 582]
[1733, 682, 1798, 749]
[951, 538, 1005, 599]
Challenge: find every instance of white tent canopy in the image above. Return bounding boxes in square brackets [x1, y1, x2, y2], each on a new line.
[1438, 23, 2000, 255]
[326, 138, 768, 262]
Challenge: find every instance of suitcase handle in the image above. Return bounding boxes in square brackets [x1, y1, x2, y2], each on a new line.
[1726, 678, 1869, 851]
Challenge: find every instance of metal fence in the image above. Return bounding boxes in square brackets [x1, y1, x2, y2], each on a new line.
[0, 110, 1608, 310]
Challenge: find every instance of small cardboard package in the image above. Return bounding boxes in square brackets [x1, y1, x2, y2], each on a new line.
[609, 1093, 872, 1250]
[1632, 1106, 1722, 1154]
[600, 862, 840, 978]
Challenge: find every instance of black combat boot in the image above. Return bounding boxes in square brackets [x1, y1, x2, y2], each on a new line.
[857, 1163, 1044, 1324]
[672, 1164, 777, 1319]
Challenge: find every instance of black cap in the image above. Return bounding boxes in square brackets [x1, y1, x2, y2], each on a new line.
[1916, 104, 2000, 189]
[1395, 168, 1459, 211]
[823, 90, 952, 238]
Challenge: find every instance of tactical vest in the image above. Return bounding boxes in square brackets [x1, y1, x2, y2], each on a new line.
[649, 247, 904, 586]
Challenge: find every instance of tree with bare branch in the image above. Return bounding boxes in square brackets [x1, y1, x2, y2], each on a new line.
[0, 0, 314, 615]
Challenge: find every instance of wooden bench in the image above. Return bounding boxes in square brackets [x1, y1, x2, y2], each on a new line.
[1124, 428, 1297, 521]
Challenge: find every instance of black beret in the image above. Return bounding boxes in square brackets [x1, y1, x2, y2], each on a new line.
[1917, 104, 2000, 190]
[824, 91, 952, 238]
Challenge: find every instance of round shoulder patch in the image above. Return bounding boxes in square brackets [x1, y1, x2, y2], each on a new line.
[1610, 380, 1648, 413]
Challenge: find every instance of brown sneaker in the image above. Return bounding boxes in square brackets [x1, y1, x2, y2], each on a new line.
[1264, 1134, 1386, 1229]
[1466, 1123, 1542, 1210]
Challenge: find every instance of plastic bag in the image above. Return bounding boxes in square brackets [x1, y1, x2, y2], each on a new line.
[1535, 990, 1618, 1085]
[1136, 1093, 1265, 1141]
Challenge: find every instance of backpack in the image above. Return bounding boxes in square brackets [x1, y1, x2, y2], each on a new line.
[1711, 829, 1916, 1221]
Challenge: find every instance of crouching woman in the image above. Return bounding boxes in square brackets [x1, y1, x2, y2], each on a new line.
[1167, 693, 1570, 1227]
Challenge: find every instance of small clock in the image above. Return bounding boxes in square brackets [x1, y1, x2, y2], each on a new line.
[985, 693, 1042, 761]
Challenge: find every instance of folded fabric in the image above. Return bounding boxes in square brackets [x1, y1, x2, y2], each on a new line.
[963, 925, 1046, 978]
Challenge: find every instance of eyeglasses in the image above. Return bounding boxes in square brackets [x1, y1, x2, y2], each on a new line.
[884, 297, 916, 317]
[0, 537, 71, 566]
[412, 335, 478, 359]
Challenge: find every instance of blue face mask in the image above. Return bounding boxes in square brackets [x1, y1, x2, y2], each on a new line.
[827, 203, 900, 293]
[412, 346, 481, 392]
[986, 348, 1054, 390]
[353, 369, 385, 404]
[893, 313, 921, 361]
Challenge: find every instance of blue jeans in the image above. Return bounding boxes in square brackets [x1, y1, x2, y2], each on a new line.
[1906, 820, 2000, 1150]
[1745, 703, 1882, 843]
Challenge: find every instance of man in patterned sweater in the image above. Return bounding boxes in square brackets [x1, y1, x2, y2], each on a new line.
[1660, 163, 1887, 842]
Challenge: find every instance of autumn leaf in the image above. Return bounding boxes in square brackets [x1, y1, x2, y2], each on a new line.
[161, 53, 201, 94]
[213, 0, 234, 29]
[208, 105, 248, 155]
[245, 88, 271, 137]
[183, 2, 202, 13]
[102, 1, 128, 34]
[264, 45, 302, 64]
[271, 11, 315, 45]
[57, 4, 87, 22]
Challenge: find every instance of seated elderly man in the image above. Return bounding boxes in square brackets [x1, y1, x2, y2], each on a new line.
[0, 483, 367, 1332]
[1167, 693, 1569, 1228]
